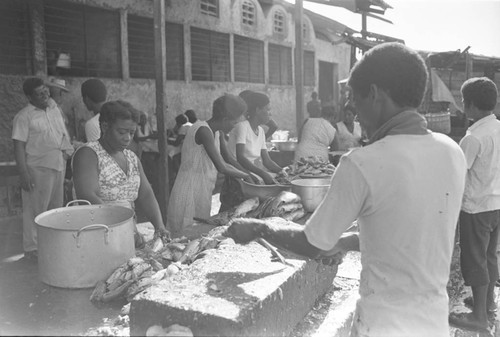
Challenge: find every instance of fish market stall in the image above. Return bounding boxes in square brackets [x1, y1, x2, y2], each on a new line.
[85, 170, 339, 336]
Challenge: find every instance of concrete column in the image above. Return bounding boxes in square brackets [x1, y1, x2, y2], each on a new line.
[28, 0, 47, 77]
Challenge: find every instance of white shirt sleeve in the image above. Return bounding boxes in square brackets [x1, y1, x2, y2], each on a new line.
[12, 110, 29, 142]
[459, 134, 480, 170]
[304, 155, 369, 251]
[85, 116, 100, 142]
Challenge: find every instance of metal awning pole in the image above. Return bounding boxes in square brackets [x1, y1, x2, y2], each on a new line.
[295, 0, 304, 134]
[153, 0, 169, 222]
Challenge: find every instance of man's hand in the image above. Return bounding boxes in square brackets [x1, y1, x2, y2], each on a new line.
[321, 232, 360, 257]
[226, 218, 263, 243]
[316, 251, 345, 266]
[20, 172, 34, 192]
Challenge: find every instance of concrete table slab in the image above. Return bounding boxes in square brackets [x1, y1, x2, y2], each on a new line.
[130, 240, 337, 336]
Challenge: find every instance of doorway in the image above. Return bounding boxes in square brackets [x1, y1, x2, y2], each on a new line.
[318, 61, 336, 108]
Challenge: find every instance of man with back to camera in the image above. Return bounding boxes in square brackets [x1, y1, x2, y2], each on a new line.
[306, 91, 321, 118]
[226, 43, 467, 336]
[12, 77, 74, 261]
[82, 78, 107, 142]
[449, 77, 500, 333]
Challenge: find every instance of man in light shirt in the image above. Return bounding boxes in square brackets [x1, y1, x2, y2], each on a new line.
[226, 43, 467, 336]
[12, 77, 74, 261]
[82, 78, 107, 142]
[449, 77, 500, 332]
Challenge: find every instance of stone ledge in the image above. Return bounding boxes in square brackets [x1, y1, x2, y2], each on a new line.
[130, 241, 337, 336]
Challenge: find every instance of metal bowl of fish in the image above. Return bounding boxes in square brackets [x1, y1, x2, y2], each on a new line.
[271, 140, 298, 152]
[291, 178, 331, 212]
[238, 179, 291, 201]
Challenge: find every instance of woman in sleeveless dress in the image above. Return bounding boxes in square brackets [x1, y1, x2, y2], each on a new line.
[72, 100, 169, 247]
[167, 94, 253, 237]
[295, 105, 337, 163]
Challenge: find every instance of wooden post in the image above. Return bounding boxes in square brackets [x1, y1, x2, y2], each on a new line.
[154, 0, 169, 223]
[295, 0, 304, 134]
[361, 12, 367, 39]
[27, 0, 46, 76]
[120, 9, 130, 80]
[465, 52, 473, 80]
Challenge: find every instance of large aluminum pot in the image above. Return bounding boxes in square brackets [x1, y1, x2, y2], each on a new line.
[291, 178, 331, 213]
[35, 200, 135, 289]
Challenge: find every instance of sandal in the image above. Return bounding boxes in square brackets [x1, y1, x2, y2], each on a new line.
[449, 312, 489, 333]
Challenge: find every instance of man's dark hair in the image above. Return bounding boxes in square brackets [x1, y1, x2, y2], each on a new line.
[212, 94, 247, 121]
[461, 77, 498, 111]
[99, 100, 140, 126]
[184, 109, 197, 123]
[175, 114, 188, 126]
[348, 42, 428, 108]
[81, 79, 107, 103]
[22, 77, 44, 96]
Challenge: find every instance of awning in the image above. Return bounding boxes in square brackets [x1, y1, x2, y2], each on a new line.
[430, 69, 459, 111]
[304, 0, 392, 14]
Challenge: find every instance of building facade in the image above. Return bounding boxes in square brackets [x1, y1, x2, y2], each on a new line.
[0, 0, 353, 163]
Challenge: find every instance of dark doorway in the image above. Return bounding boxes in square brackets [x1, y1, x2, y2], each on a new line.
[318, 61, 335, 108]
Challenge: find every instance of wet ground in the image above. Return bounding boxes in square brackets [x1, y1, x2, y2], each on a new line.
[0, 215, 124, 336]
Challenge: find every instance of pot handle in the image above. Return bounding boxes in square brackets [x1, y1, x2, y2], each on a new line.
[74, 224, 109, 248]
[66, 199, 91, 207]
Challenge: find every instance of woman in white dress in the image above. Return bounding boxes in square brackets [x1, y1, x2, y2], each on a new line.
[294, 105, 337, 163]
[219, 91, 282, 211]
[166, 94, 253, 237]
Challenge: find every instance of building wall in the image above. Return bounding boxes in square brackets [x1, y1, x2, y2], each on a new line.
[0, 0, 352, 163]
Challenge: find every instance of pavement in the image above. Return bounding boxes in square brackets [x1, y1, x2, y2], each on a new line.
[1, 197, 499, 337]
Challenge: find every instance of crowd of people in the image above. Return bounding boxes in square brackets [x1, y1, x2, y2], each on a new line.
[11, 41, 500, 335]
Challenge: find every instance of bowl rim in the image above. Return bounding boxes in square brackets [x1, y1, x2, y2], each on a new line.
[239, 179, 290, 188]
[290, 178, 331, 187]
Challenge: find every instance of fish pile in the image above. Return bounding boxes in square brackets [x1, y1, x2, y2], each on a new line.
[197, 192, 305, 226]
[90, 227, 228, 304]
[246, 191, 305, 221]
[275, 156, 336, 184]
